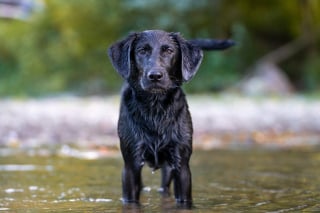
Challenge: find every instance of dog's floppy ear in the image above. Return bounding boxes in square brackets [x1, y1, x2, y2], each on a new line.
[171, 33, 203, 82]
[108, 33, 137, 79]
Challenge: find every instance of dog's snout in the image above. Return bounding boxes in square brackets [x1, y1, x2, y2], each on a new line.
[147, 70, 163, 82]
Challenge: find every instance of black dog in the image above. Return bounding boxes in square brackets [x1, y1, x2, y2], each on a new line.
[108, 30, 233, 205]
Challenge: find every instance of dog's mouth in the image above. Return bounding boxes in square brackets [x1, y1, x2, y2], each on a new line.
[144, 85, 167, 94]
[141, 81, 169, 94]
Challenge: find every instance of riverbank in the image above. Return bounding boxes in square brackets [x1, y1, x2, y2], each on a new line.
[1, 94, 320, 152]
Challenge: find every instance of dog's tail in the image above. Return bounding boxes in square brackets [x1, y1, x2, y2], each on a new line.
[189, 39, 235, 51]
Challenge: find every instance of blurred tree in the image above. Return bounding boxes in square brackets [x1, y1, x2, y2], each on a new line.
[218, 0, 320, 91]
[0, 0, 127, 96]
[0, 0, 319, 96]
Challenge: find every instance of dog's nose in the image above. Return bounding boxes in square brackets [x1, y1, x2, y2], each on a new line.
[147, 71, 163, 82]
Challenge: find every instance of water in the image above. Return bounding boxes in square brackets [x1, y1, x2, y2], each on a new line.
[1, 148, 320, 212]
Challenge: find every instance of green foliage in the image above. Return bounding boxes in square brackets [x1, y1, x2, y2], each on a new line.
[0, 0, 125, 96]
[303, 53, 320, 90]
[0, 0, 319, 96]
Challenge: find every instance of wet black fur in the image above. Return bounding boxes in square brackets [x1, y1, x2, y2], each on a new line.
[108, 30, 233, 205]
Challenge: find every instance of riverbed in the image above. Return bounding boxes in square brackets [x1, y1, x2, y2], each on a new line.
[1, 148, 320, 212]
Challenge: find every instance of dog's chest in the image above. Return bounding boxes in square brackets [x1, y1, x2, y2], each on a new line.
[139, 106, 178, 142]
[133, 100, 183, 163]
[120, 89, 192, 168]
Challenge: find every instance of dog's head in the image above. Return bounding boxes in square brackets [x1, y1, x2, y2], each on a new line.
[108, 30, 203, 94]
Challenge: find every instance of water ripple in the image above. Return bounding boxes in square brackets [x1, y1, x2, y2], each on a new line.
[0, 164, 53, 171]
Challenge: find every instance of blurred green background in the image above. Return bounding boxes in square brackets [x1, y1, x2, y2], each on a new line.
[0, 0, 319, 97]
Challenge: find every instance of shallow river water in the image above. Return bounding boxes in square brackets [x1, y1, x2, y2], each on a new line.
[1, 148, 320, 212]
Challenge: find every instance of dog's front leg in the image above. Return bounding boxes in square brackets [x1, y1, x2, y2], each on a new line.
[122, 163, 142, 203]
[173, 162, 192, 204]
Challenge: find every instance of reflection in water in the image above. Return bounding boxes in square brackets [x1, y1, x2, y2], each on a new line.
[0, 164, 53, 171]
[0, 149, 320, 212]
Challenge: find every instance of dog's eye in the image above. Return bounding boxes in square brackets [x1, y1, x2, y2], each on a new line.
[138, 48, 147, 55]
[162, 46, 174, 55]
[137, 46, 150, 55]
